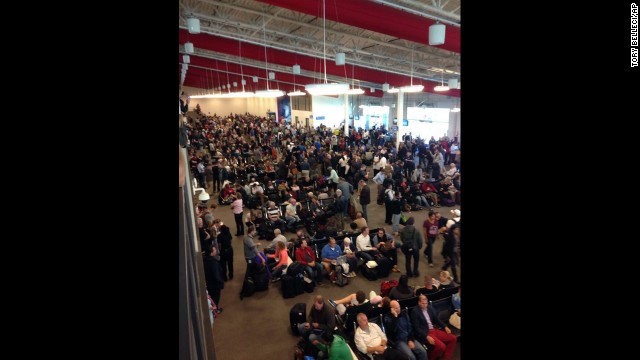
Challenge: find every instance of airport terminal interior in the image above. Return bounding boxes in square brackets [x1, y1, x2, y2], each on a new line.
[179, 1, 461, 359]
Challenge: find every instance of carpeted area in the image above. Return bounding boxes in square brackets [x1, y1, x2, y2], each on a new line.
[208, 180, 461, 360]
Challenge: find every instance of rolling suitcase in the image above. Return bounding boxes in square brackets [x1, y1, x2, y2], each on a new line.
[290, 303, 307, 335]
[282, 274, 296, 299]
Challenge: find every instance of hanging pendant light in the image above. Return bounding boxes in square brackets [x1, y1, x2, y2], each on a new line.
[187, 17, 200, 34]
[429, 21, 445, 45]
[305, 0, 348, 96]
[255, 16, 284, 98]
[184, 42, 194, 54]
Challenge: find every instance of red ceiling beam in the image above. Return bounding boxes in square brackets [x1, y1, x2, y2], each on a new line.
[255, 0, 459, 53]
[180, 31, 459, 97]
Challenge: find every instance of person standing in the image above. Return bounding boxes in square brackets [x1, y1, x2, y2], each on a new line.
[215, 220, 234, 282]
[358, 179, 371, 221]
[422, 211, 439, 267]
[400, 217, 423, 277]
[231, 193, 244, 236]
[243, 225, 269, 276]
[199, 217, 224, 314]
[441, 223, 460, 284]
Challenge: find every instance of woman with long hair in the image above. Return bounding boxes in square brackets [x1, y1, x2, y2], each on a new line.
[389, 275, 414, 300]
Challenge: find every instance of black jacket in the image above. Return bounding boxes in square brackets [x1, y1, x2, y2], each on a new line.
[359, 185, 370, 205]
[410, 305, 446, 343]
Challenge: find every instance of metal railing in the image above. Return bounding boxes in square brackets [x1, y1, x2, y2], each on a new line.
[179, 147, 216, 360]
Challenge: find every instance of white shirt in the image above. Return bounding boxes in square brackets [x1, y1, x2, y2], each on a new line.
[356, 234, 373, 251]
[354, 323, 387, 358]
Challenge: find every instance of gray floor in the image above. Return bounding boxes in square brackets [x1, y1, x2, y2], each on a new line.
[208, 178, 461, 360]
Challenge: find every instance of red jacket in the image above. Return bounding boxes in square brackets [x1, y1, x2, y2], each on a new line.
[295, 246, 317, 265]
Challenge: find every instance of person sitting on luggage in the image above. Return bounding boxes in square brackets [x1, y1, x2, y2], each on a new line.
[354, 312, 408, 360]
[267, 241, 290, 281]
[371, 227, 399, 273]
[266, 201, 286, 229]
[297, 295, 336, 342]
[313, 330, 353, 360]
[389, 275, 415, 301]
[320, 237, 343, 281]
[355, 227, 380, 262]
[296, 239, 325, 286]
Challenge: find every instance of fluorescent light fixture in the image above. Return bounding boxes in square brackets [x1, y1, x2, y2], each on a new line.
[346, 88, 365, 95]
[399, 85, 424, 92]
[229, 91, 255, 98]
[305, 83, 349, 95]
[287, 90, 306, 96]
[255, 89, 285, 97]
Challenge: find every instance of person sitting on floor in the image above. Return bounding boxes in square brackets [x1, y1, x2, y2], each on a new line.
[313, 330, 353, 360]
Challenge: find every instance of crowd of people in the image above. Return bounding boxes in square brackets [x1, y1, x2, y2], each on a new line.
[180, 106, 462, 358]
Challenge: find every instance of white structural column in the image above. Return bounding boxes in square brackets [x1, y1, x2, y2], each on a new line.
[395, 91, 404, 150]
[344, 94, 349, 136]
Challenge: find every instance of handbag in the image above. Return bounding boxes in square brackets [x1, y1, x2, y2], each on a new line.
[449, 312, 461, 329]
